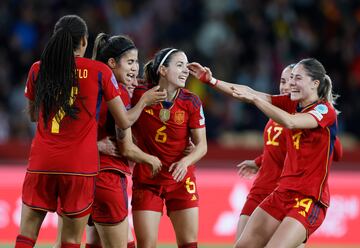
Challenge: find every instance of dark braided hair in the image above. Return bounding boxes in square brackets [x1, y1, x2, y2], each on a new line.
[34, 15, 88, 127]
[144, 48, 182, 86]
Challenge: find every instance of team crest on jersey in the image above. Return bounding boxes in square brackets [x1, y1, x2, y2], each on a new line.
[174, 110, 185, 124]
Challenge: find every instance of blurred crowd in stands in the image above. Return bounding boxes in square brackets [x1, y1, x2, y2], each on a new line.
[1, 0, 360, 148]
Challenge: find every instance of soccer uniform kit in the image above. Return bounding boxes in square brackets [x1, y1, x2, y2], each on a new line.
[241, 119, 287, 216]
[260, 94, 337, 237]
[91, 85, 132, 224]
[131, 86, 205, 214]
[23, 57, 119, 215]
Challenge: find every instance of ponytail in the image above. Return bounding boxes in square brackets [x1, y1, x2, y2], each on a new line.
[144, 60, 159, 86]
[92, 33, 110, 62]
[92, 33, 136, 64]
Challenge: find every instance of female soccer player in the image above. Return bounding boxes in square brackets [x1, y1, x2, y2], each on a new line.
[131, 48, 207, 248]
[16, 15, 154, 248]
[235, 64, 294, 240]
[188, 58, 339, 248]
[86, 33, 165, 248]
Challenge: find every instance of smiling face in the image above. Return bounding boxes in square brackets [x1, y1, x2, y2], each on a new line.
[159, 51, 189, 89]
[289, 64, 319, 105]
[279, 66, 292, 94]
[112, 48, 139, 97]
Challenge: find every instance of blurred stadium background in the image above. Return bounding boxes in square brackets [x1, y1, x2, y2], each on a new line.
[1, 0, 360, 247]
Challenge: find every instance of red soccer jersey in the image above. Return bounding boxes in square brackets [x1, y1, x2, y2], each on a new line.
[271, 95, 338, 207]
[249, 119, 287, 195]
[24, 57, 119, 175]
[98, 84, 131, 175]
[131, 86, 205, 185]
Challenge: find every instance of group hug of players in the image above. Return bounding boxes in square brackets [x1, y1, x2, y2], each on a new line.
[15, 14, 342, 248]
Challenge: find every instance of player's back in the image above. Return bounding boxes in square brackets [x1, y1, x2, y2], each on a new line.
[25, 57, 119, 175]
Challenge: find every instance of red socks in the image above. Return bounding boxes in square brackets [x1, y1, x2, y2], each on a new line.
[179, 242, 198, 248]
[15, 235, 35, 248]
[128, 241, 136, 248]
[61, 243, 81, 248]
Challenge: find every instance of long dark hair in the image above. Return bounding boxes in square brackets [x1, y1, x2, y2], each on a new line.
[144, 48, 181, 86]
[92, 33, 136, 63]
[34, 15, 88, 127]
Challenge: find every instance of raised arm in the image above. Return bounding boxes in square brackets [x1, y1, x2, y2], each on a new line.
[187, 62, 271, 102]
[107, 86, 166, 130]
[232, 89, 318, 129]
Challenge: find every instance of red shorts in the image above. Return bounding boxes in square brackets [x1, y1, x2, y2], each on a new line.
[241, 193, 269, 216]
[91, 170, 128, 224]
[132, 174, 198, 215]
[259, 189, 327, 238]
[22, 172, 95, 216]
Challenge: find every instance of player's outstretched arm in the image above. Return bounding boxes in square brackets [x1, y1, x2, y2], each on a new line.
[232, 89, 318, 129]
[187, 62, 271, 102]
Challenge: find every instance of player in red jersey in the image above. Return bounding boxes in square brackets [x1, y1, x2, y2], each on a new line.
[131, 48, 207, 248]
[16, 15, 151, 248]
[53, 33, 166, 248]
[235, 64, 295, 241]
[188, 58, 340, 248]
[86, 33, 165, 248]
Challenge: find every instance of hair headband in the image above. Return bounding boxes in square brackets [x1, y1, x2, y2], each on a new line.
[157, 49, 177, 74]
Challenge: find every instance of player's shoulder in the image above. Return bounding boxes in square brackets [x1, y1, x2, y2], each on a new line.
[312, 100, 336, 115]
[29, 61, 41, 72]
[76, 57, 112, 74]
[177, 88, 202, 108]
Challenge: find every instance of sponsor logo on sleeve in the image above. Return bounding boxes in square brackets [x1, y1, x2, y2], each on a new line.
[199, 106, 205, 126]
[111, 74, 119, 89]
[315, 104, 328, 114]
[309, 110, 323, 121]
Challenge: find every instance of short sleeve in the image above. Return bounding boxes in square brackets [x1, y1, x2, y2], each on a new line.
[189, 95, 205, 129]
[254, 154, 263, 167]
[24, 62, 40, 101]
[307, 102, 336, 128]
[102, 72, 120, 101]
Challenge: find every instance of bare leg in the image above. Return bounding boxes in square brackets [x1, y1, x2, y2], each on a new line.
[235, 215, 250, 241]
[234, 207, 280, 248]
[133, 210, 161, 248]
[169, 207, 198, 246]
[95, 217, 129, 248]
[61, 214, 89, 244]
[19, 204, 47, 240]
[265, 217, 306, 248]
